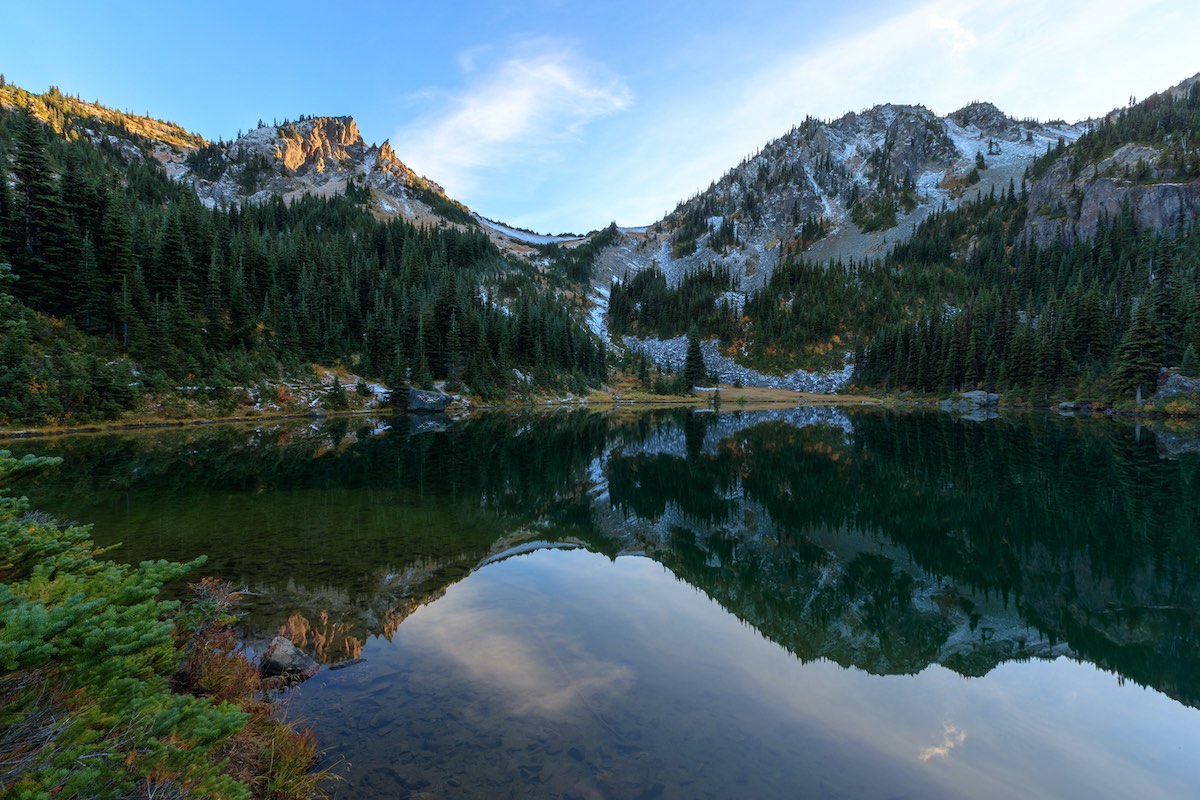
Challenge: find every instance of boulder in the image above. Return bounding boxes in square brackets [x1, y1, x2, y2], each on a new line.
[408, 388, 451, 413]
[1155, 371, 1200, 400]
[260, 635, 319, 681]
[960, 390, 1000, 407]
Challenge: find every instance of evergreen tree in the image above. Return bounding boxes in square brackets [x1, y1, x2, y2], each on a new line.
[71, 235, 107, 334]
[0, 150, 14, 261]
[1181, 343, 1199, 377]
[445, 310, 464, 389]
[1114, 299, 1164, 402]
[325, 375, 348, 409]
[684, 326, 707, 389]
[10, 108, 73, 311]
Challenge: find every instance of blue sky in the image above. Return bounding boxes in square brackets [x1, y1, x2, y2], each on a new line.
[5, 0, 1197, 232]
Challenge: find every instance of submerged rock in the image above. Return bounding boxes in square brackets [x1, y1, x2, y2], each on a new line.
[260, 635, 320, 681]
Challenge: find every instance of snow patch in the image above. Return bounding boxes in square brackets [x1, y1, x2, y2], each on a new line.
[477, 216, 582, 245]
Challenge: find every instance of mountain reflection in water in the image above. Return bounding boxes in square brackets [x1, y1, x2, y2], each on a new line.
[9, 409, 1200, 798]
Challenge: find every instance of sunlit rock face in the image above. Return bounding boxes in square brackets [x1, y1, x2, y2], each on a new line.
[164, 115, 455, 225]
[273, 116, 362, 174]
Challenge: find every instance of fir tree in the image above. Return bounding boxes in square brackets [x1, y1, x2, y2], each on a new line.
[684, 326, 707, 390]
[1114, 299, 1164, 402]
[1181, 343, 1199, 377]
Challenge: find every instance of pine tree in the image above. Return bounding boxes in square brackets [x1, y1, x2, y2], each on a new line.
[1114, 299, 1164, 402]
[412, 317, 433, 389]
[100, 192, 137, 288]
[325, 375, 348, 409]
[445, 311, 464, 389]
[11, 108, 73, 312]
[1182, 343, 1199, 377]
[0, 150, 14, 262]
[684, 326, 707, 389]
[71, 235, 107, 334]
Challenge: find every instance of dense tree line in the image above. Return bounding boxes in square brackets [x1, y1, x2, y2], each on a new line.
[608, 263, 739, 341]
[536, 221, 619, 284]
[0, 94, 606, 423]
[855, 187, 1200, 402]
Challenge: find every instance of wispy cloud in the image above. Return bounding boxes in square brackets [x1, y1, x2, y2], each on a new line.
[594, 0, 1188, 229]
[398, 40, 632, 197]
[919, 723, 967, 762]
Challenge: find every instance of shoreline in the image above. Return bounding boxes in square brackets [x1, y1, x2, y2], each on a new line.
[3, 388, 1197, 440]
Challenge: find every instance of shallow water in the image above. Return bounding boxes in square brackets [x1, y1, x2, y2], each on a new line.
[8, 409, 1200, 798]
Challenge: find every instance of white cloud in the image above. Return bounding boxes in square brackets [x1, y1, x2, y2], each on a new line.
[927, 13, 977, 54]
[397, 41, 632, 198]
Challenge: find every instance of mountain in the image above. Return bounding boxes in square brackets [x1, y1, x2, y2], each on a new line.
[0, 81, 606, 428]
[590, 102, 1087, 295]
[2, 70, 1199, 427]
[0, 81, 552, 249]
[597, 75, 1200, 403]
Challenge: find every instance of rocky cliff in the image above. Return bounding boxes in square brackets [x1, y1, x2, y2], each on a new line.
[161, 115, 464, 227]
[1025, 142, 1200, 246]
[1023, 73, 1200, 246]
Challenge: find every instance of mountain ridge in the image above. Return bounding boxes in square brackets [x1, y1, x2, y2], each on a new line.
[2, 70, 1199, 424]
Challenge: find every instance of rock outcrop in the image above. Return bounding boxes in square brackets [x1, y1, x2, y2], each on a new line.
[941, 390, 1000, 415]
[260, 635, 320, 682]
[1155, 370, 1200, 400]
[171, 115, 457, 224]
[1025, 143, 1200, 246]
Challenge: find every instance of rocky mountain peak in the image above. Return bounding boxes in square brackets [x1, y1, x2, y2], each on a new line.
[589, 98, 1087, 304]
[165, 114, 453, 223]
[948, 101, 1012, 134]
[272, 116, 363, 174]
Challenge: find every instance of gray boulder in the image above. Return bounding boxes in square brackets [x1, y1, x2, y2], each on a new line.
[1155, 372, 1200, 400]
[260, 635, 319, 681]
[408, 388, 451, 413]
[960, 390, 1000, 407]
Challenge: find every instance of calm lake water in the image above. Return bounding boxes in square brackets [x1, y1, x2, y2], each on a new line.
[6, 409, 1200, 799]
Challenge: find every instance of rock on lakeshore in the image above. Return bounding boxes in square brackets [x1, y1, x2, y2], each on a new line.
[260, 635, 320, 681]
[408, 388, 451, 413]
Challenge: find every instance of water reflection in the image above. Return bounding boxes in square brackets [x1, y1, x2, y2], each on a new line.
[294, 549, 1200, 798]
[8, 409, 1200, 797]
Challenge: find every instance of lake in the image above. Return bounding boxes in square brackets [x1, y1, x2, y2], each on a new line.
[6, 409, 1200, 799]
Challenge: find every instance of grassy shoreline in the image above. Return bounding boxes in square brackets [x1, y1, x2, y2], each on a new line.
[5, 384, 1199, 440]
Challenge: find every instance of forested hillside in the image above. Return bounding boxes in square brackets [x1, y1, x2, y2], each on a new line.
[608, 83, 1200, 404]
[0, 84, 606, 425]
